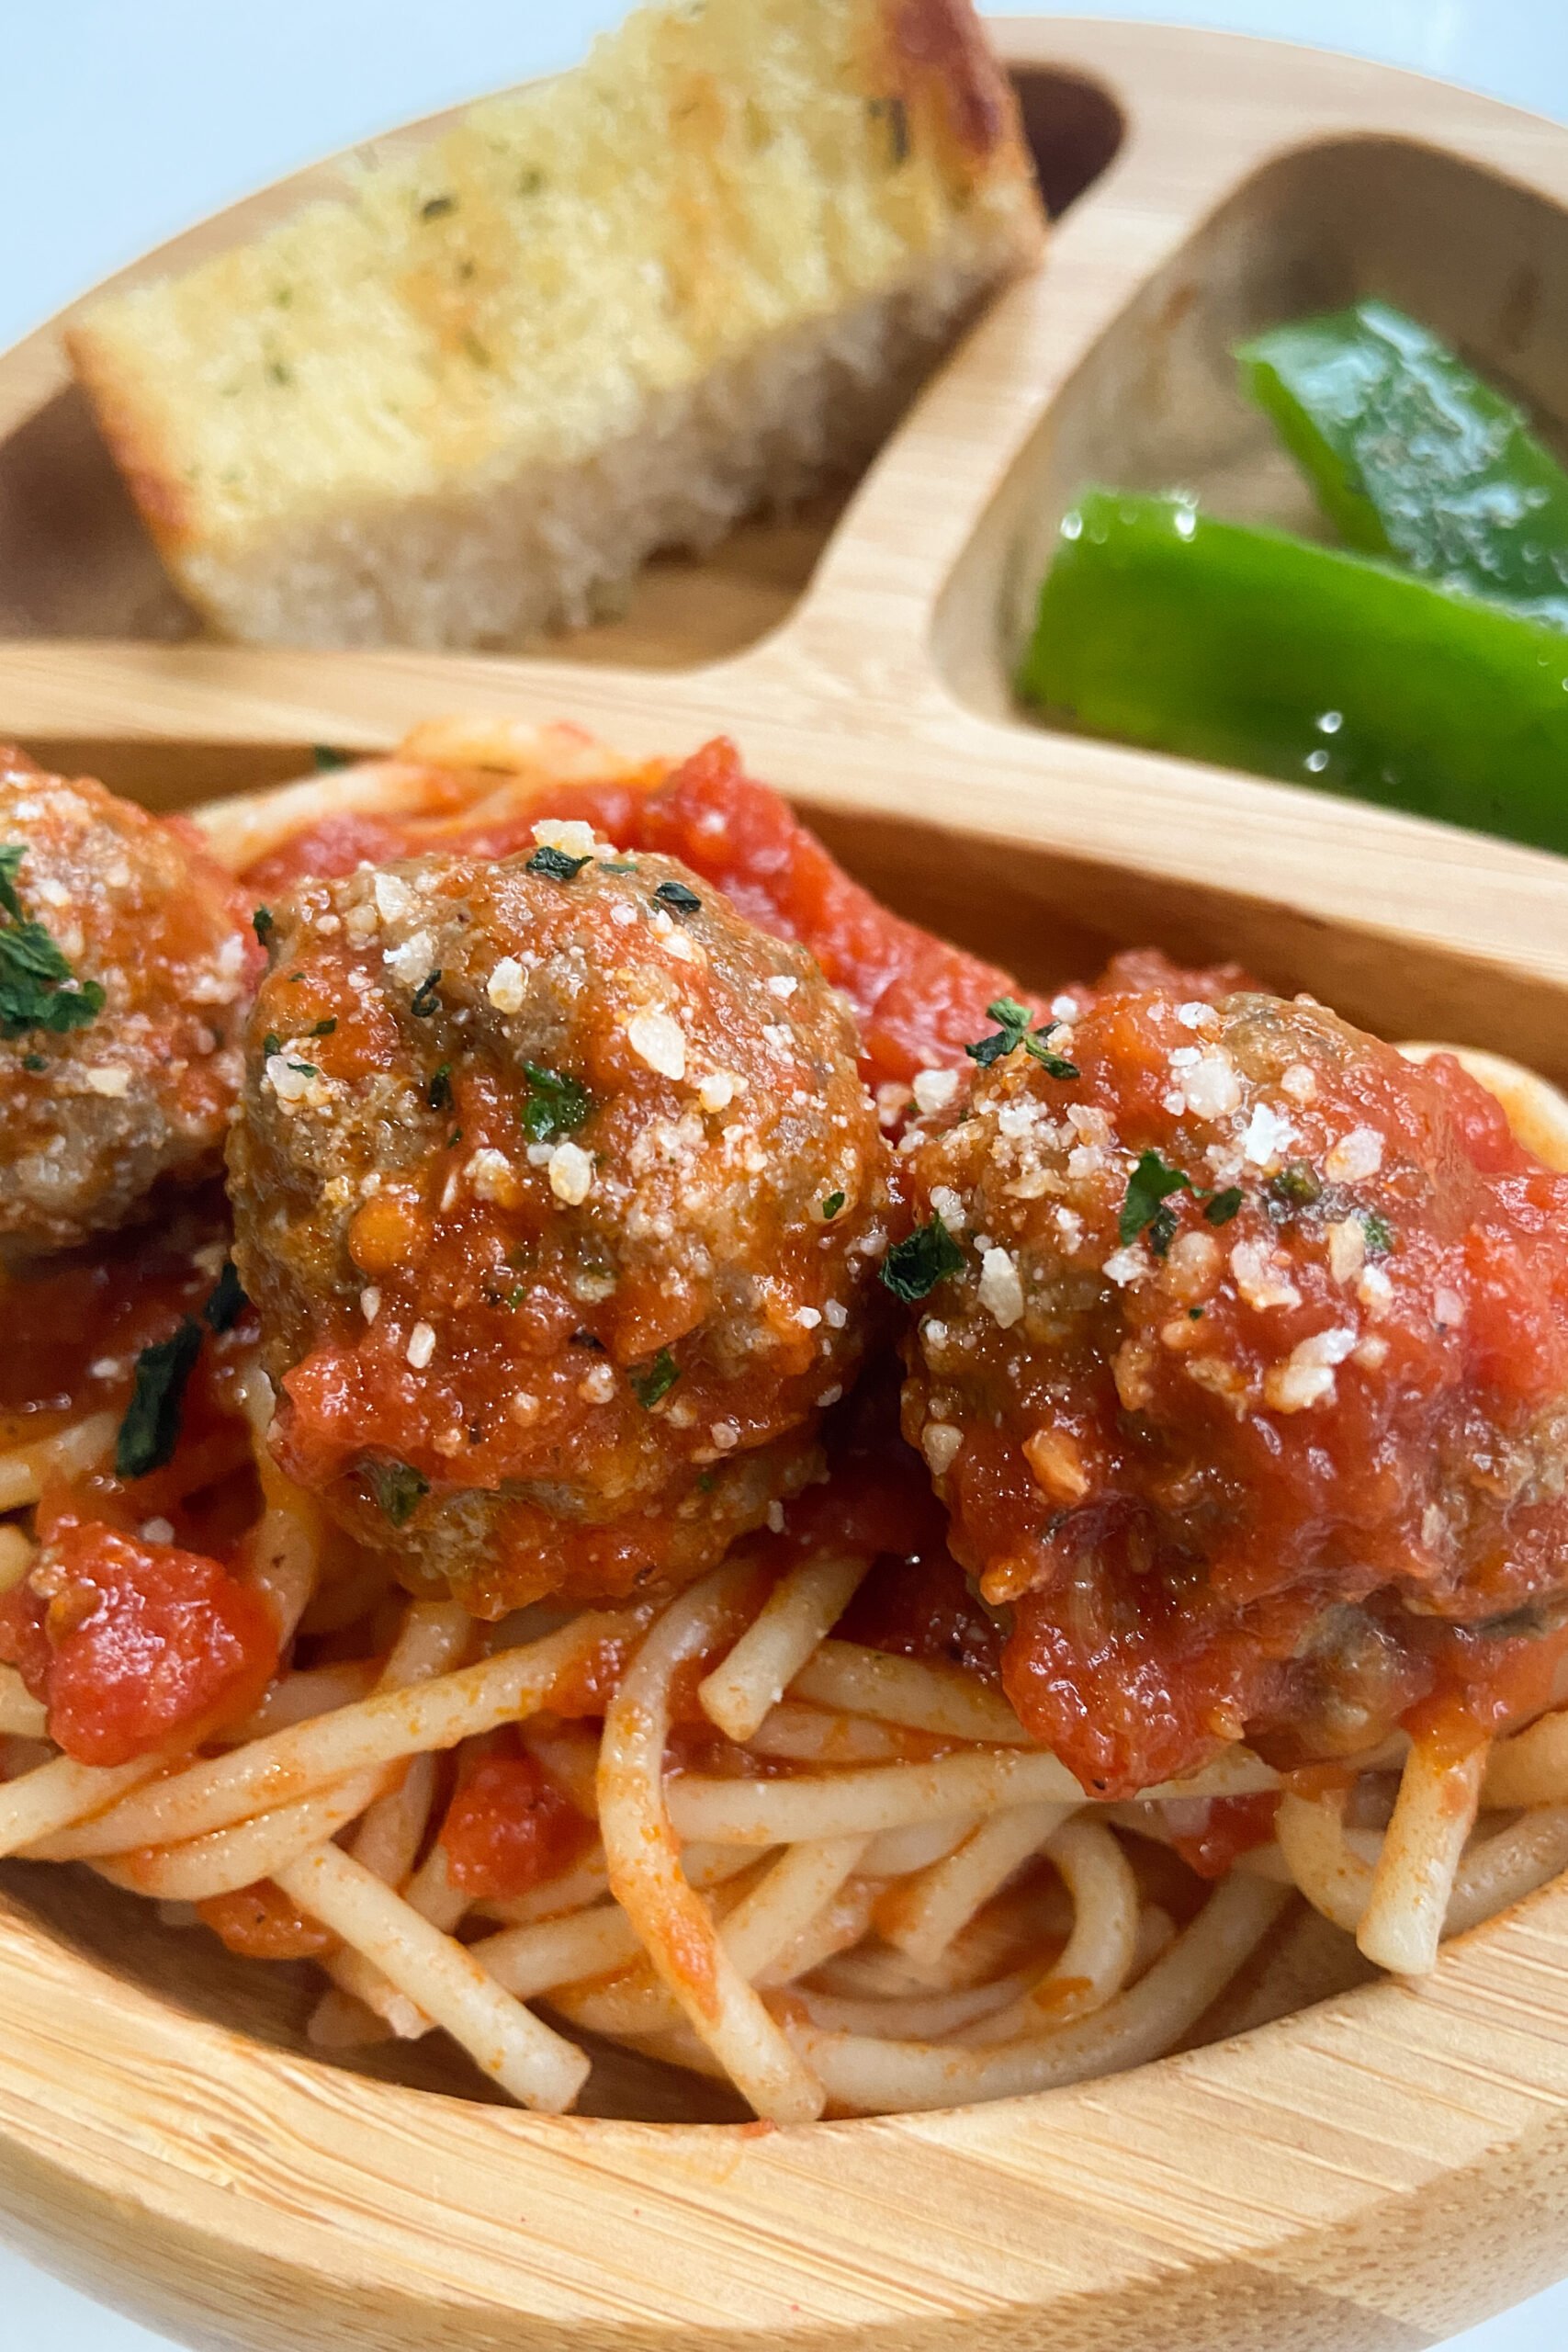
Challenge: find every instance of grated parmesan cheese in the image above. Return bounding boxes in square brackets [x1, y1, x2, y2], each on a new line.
[532, 819, 599, 858]
[626, 1009, 686, 1080]
[977, 1246, 1024, 1329]
[922, 1420, 962, 1476]
[912, 1067, 960, 1117]
[547, 1140, 593, 1204]
[487, 956, 525, 1012]
[1325, 1125, 1383, 1182]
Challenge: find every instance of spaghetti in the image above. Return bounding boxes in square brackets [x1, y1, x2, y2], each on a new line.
[2, 722, 1568, 2124]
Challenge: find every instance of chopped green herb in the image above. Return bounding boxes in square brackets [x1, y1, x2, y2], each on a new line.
[967, 995, 1032, 1068]
[630, 1349, 682, 1408]
[1269, 1162, 1323, 1210]
[526, 844, 592, 882]
[266, 356, 292, 387]
[1023, 1034, 1080, 1081]
[253, 906, 275, 944]
[0, 948, 104, 1038]
[654, 879, 702, 916]
[0, 845, 28, 923]
[1203, 1186, 1244, 1227]
[288, 1061, 318, 1079]
[21, 1050, 46, 1072]
[696, 1471, 716, 1494]
[366, 1458, 429, 1529]
[262, 1032, 282, 1057]
[521, 1061, 592, 1144]
[821, 1191, 845, 1221]
[880, 1213, 965, 1303]
[116, 1320, 203, 1480]
[427, 1062, 453, 1113]
[421, 193, 456, 220]
[1119, 1150, 1192, 1254]
[966, 995, 1077, 1080]
[507, 1284, 525, 1309]
[446, 1128, 462, 1148]
[311, 744, 352, 772]
[0, 842, 105, 1038]
[1359, 1210, 1396, 1257]
[307, 1017, 337, 1038]
[1188, 1306, 1205, 1320]
[410, 971, 442, 1018]
[203, 1260, 247, 1333]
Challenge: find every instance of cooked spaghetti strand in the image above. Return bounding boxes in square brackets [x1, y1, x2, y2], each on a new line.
[597, 1566, 826, 2124]
[789, 1874, 1290, 2114]
[1358, 1737, 1489, 1975]
[877, 1800, 1071, 1968]
[667, 1743, 1277, 1847]
[0, 1753, 165, 1856]
[275, 1841, 589, 2112]
[699, 1555, 868, 1744]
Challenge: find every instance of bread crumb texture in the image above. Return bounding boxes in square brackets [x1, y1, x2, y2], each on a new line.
[68, 0, 1044, 648]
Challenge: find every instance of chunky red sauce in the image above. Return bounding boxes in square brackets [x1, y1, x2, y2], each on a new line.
[0, 1517, 277, 1765]
[1168, 1792, 1280, 1880]
[439, 1746, 592, 1899]
[197, 1880, 337, 1962]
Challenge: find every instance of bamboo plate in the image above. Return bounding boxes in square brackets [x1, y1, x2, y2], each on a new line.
[3, 17, 1568, 2352]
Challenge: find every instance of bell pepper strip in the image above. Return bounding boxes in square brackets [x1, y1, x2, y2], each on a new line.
[1017, 488, 1568, 854]
[1238, 300, 1568, 628]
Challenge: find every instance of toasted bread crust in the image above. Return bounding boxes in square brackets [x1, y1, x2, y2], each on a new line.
[67, 0, 1044, 649]
[66, 324, 195, 557]
[882, 0, 1029, 166]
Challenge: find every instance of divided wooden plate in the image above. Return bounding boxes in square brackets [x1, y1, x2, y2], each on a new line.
[2, 19, 1568, 2351]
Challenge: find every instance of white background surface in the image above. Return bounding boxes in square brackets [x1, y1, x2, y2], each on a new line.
[2, 4, 1567, 2346]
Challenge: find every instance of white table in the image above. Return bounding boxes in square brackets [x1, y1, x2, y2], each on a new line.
[2, 5, 1566, 2346]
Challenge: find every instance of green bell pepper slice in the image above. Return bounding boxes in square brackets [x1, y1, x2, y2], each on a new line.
[1017, 488, 1568, 854]
[1238, 300, 1568, 628]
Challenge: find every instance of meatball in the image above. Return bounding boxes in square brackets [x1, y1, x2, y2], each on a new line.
[0, 749, 257, 1252]
[230, 825, 894, 1613]
[898, 973, 1568, 1795]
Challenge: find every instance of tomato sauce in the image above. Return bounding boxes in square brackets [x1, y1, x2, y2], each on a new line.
[439, 1745, 592, 1900]
[0, 1197, 227, 1444]
[799, 1376, 1005, 1680]
[197, 1880, 337, 1962]
[1168, 1792, 1280, 1880]
[0, 1518, 277, 1765]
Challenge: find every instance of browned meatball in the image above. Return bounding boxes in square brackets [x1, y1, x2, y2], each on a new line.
[0, 750, 258, 1252]
[898, 974, 1568, 1795]
[229, 823, 894, 1613]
